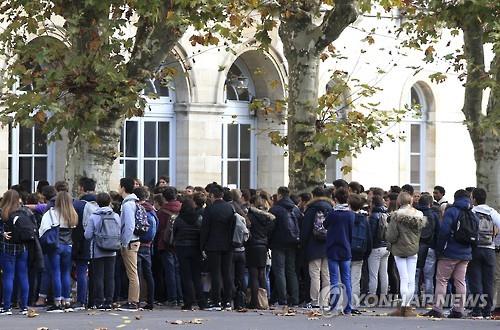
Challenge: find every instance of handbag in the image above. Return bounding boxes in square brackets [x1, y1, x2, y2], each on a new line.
[40, 209, 60, 252]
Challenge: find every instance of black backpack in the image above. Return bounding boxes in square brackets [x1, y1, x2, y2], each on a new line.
[283, 206, 300, 244]
[352, 213, 369, 254]
[420, 214, 436, 245]
[452, 208, 479, 245]
[11, 207, 38, 243]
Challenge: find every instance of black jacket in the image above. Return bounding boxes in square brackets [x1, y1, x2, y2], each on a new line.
[174, 208, 202, 248]
[416, 205, 440, 250]
[269, 197, 302, 249]
[72, 198, 91, 261]
[246, 207, 275, 247]
[300, 198, 333, 261]
[369, 206, 389, 249]
[201, 199, 235, 252]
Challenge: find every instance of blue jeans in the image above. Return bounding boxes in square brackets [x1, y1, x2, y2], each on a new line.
[47, 244, 73, 301]
[1, 250, 29, 309]
[38, 254, 51, 298]
[328, 259, 352, 314]
[76, 260, 88, 304]
[161, 251, 182, 302]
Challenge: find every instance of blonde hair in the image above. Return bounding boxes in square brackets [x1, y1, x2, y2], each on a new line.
[397, 192, 412, 207]
[55, 191, 78, 228]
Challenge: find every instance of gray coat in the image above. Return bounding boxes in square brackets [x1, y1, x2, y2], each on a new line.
[84, 206, 121, 259]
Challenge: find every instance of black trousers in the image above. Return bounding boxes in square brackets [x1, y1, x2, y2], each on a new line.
[92, 256, 115, 306]
[177, 246, 203, 307]
[233, 251, 247, 308]
[207, 251, 233, 305]
[137, 246, 155, 306]
[467, 247, 495, 315]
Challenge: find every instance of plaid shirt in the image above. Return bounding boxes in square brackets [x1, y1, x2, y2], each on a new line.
[0, 235, 27, 256]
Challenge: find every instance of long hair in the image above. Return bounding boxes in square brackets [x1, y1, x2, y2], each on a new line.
[55, 191, 78, 228]
[0, 190, 21, 221]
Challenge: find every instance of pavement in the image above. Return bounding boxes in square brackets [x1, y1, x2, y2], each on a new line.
[2, 307, 500, 330]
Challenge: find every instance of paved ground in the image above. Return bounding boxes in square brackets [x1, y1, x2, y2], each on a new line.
[3, 307, 500, 330]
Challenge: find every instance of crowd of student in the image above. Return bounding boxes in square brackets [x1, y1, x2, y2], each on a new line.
[0, 177, 499, 320]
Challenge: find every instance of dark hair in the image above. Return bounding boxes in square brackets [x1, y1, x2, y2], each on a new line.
[42, 185, 57, 201]
[371, 195, 385, 208]
[79, 177, 96, 192]
[193, 191, 207, 208]
[348, 194, 364, 211]
[290, 194, 300, 205]
[36, 180, 49, 194]
[454, 189, 469, 200]
[433, 185, 445, 195]
[472, 188, 487, 205]
[277, 186, 290, 197]
[241, 189, 251, 202]
[120, 177, 135, 194]
[418, 193, 433, 207]
[158, 175, 169, 183]
[371, 187, 385, 197]
[209, 184, 224, 199]
[163, 186, 178, 201]
[26, 193, 40, 205]
[465, 186, 475, 194]
[311, 186, 327, 198]
[223, 187, 232, 202]
[349, 181, 362, 194]
[96, 192, 111, 208]
[335, 187, 349, 204]
[333, 179, 348, 189]
[401, 184, 414, 196]
[134, 186, 150, 202]
[299, 192, 312, 202]
[153, 193, 166, 207]
[54, 181, 69, 192]
[390, 185, 401, 194]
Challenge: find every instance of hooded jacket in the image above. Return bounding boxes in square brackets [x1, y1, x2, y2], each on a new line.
[173, 206, 202, 248]
[84, 206, 121, 259]
[386, 205, 425, 257]
[269, 196, 302, 249]
[324, 204, 354, 261]
[201, 199, 235, 252]
[436, 197, 474, 260]
[156, 200, 182, 251]
[300, 197, 333, 261]
[120, 193, 139, 247]
[246, 206, 275, 247]
[369, 206, 390, 249]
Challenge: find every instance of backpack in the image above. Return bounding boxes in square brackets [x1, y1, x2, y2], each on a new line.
[452, 208, 479, 245]
[377, 213, 389, 241]
[11, 208, 38, 243]
[232, 212, 250, 247]
[133, 202, 150, 236]
[420, 215, 435, 245]
[352, 213, 369, 254]
[283, 206, 300, 244]
[94, 212, 121, 252]
[139, 211, 158, 242]
[312, 210, 327, 241]
[476, 212, 494, 246]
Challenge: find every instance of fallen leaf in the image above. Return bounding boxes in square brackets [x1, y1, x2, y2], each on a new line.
[27, 309, 39, 318]
[116, 325, 126, 329]
[94, 328, 108, 330]
[284, 312, 296, 316]
[308, 317, 319, 320]
[190, 319, 203, 324]
[322, 324, 333, 327]
[135, 315, 142, 320]
[36, 328, 49, 330]
[237, 308, 248, 313]
[431, 318, 442, 321]
[171, 320, 184, 325]
[307, 311, 322, 317]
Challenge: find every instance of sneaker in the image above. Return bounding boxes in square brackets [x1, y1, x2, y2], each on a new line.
[19, 308, 28, 315]
[448, 310, 464, 319]
[421, 309, 443, 318]
[224, 302, 232, 311]
[0, 309, 12, 316]
[97, 304, 112, 311]
[483, 313, 492, 320]
[118, 302, 139, 312]
[206, 303, 222, 311]
[47, 305, 64, 313]
[72, 302, 86, 311]
[64, 304, 74, 312]
[351, 309, 362, 315]
[143, 304, 154, 311]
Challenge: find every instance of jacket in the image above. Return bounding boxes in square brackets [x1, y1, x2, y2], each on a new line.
[120, 193, 139, 247]
[436, 197, 473, 260]
[72, 198, 91, 260]
[39, 208, 75, 245]
[156, 200, 182, 251]
[173, 207, 202, 248]
[246, 207, 275, 248]
[84, 206, 121, 259]
[201, 199, 235, 252]
[416, 205, 440, 249]
[369, 206, 389, 248]
[300, 197, 333, 261]
[269, 197, 302, 249]
[386, 205, 425, 257]
[324, 204, 354, 261]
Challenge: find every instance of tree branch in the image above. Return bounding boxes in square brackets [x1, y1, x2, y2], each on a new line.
[315, 0, 358, 52]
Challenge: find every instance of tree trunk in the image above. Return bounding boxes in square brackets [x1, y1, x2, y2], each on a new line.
[473, 130, 500, 210]
[65, 119, 122, 194]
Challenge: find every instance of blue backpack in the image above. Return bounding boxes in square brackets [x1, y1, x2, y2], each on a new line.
[351, 213, 369, 254]
[139, 211, 158, 242]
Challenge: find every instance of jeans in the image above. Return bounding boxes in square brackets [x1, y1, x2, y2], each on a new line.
[92, 256, 115, 306]
[415, 248, 436, 296]
[207, 250, 233, 305]
[495, 251, 500, 308]
[137, 246, 154, 306]
[308, 258, 330, 306]
[433, 259, 469, 314]
[394, 255, 417, 306]
[467, 247, 495, 315]
[160, 250, 183, 303]
[38, 254, 51, 298]
[233, 251, 247, 308]
[367, 247, 389, 294]
[177, 246, 203, 307]
[271, 247, 299, 305]
[76, 260, 88, 304]
[1, 250, 29, 310]
[350, 260, 363, 307]
[47, 244, 73, 302]
[121, 241, 140, 303]
[328, 259, 352, 314]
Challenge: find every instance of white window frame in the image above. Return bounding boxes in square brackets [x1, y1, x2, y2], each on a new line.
[409, 85, 427, 191]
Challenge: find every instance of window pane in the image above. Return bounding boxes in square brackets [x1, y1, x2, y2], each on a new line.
[34, 125, 47, 154]
[227, 161, 238, 186]
[228, 124, 238, 158]
[158, 160, 169, 180]
[410, 155, 420, 184]
[19, 157, 32, 191]
[326, 154, 338, 183]
[411, 87, 421, 106]
[226, 85, 238, 101]
[240, 124, 251, 158]
[143, 160, 156, 188]
[144, 121, 157, 158]
[154, 79, 170, 97]
[158, 122, 170, 157]
[411, 124, 421, 153]
[19, 126, 33, 154]
[34, 157, 47, 181]
[125, 121, 138, 157]
[125, 160, 137, 179]
[240, 161, 250, 189]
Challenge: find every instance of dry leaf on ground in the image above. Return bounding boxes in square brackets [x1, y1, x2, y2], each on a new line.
[27, 309, 39, 318]
[36, 328, 49, 330]
[190, 319, 204, 324]
[308, 317, 320, 320]
[170, 320, 184, 325]
[135, 315, 142, 320]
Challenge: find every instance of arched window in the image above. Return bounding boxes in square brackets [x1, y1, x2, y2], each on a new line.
[409, 84, 429, 191]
